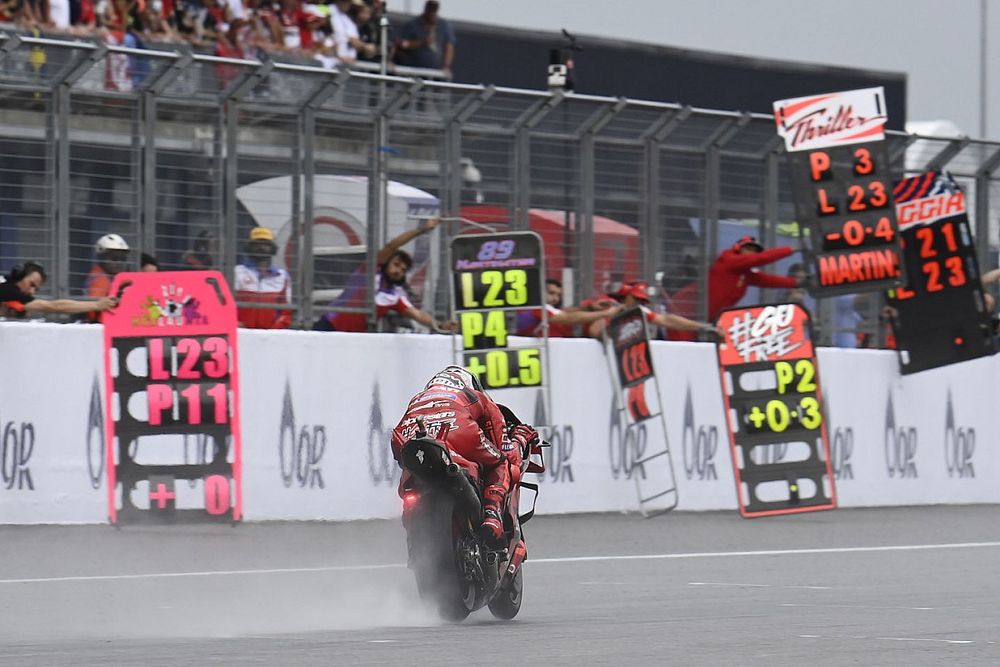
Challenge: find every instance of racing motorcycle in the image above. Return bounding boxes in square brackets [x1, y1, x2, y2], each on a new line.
[398, 406, 545, 622]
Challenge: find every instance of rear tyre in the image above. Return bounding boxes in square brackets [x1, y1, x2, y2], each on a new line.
[488, 566, 523, 620]
[407, 492, 477, 622]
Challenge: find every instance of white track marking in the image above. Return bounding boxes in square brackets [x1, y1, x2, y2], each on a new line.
[783, 603, 934, 611]
[798, 634, 987, 645]
[530, 541, 1000, 564]
[0, 563, 404, 585]
[2, 541, 998, 585]
[690, 582, 831, 590]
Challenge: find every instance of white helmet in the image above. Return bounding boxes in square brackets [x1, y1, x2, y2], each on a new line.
[96, 233, 130, 253]
[425, 365, 483, 392]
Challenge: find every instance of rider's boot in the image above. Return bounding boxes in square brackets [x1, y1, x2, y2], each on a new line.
[479, 483, 506, 547]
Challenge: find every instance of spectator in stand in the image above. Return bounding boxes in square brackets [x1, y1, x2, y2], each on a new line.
[394, 0, 453, 76]
[233, 226, 292, 328]
[1, 261, 118, 319]
[354, 0, 386, 64]
[85, 233, 131, 300]
[328, 0, 363, 64]
[834, 294, 863, 348]
[588, 281, 721, 339]
[0, 0, 24, 24]
[139, 0, 180, 41]
[514, 278, 620, 337]
[274, 0, 320, 51]
[668, 236, 800, 340]
[182, 229, 217, 270]
[314, 216, 457, 333]
[140, 253, 159, 271]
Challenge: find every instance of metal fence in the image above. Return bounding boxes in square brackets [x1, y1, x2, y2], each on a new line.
[3, 31, 1000, 343]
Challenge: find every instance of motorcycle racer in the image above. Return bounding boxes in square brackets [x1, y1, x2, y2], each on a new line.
[391, 366, 537, 546]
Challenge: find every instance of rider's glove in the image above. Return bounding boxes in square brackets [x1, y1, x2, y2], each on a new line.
[510, 424, 539, 451]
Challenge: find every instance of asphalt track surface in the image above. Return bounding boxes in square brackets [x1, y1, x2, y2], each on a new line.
[0, 506, 998, 666]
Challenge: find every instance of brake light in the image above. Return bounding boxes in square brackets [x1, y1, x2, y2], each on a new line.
[403, 491, 420, 509]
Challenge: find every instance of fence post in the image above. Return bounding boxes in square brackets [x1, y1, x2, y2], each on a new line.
[219, 61, 272, 289]
[975, 146, 1000, 269]
[640, 106, 690, 287]
[510, 91, 563, 231]
[52, 44, 104, 298]
[923, 137, 970, 172]
[139, 52, 189, 262]
[575, 98, 626, 299]
[438, 85, 494, 315]
[368, 79, 423, 329]
[297, 71, 349, 329]
[699, 113, 747, 322]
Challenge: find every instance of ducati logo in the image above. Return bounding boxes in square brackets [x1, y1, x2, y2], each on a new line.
[533, 390, 573, 483]
[681, 385, 717, 481]
[884, 394, 918, 479]
[943, 390, 974, 478]
[368, 381, 399, 486]
[278, 381, 326, 489]
[85, 376, 104, 489]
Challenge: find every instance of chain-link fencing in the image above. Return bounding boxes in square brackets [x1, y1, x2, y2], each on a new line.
[3, 32, 1000, 343]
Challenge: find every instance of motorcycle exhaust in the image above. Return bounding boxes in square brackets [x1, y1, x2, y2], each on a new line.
[448, 472, 483, 522]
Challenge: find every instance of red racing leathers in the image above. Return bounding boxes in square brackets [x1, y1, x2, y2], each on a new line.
[391, 381, 522, 535]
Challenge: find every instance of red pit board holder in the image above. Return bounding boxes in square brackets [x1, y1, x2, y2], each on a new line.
[716, 304, 836, 518]
[102, 271, 243, 525]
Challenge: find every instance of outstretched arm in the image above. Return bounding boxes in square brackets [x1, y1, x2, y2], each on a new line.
[404, 305, 458, 332]
[376, 217, 442, 266]
[550, 305, 621, 327]
[653, 311, 723, 336]
[26, 296, 118, 315]
[722, 246, 795, 272]
[981, 268, 1000, 286]
[746, 272, 800, 289]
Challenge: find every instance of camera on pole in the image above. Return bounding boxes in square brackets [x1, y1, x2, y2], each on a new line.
[548, 28, 581, 91]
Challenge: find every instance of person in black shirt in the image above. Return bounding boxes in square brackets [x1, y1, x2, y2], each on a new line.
[1, 262, 118, 319]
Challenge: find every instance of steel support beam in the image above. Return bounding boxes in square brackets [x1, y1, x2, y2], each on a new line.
[511, 91, 564, 231]
[974, 146, 1000, 268]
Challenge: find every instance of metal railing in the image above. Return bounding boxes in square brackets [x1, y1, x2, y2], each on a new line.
[3, 31, 1000, 343]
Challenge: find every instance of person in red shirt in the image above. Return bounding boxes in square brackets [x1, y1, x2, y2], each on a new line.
[588, 281, 720, 339]
[668, 236, 801, 340]
[391, 366, 537, 545]
[234, 227, 293, 329]
[314, 217, 457, 333]
[514, 278, 620, 337]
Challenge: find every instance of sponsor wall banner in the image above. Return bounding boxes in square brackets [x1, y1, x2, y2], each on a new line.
[0, 323, 106, 523]
[1, 323, 999, 523]
[818, 348, 1000, 507]
[239, 331, 453, 521]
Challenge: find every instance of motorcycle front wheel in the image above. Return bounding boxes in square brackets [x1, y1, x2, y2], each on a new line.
[487, 566, 523, 620]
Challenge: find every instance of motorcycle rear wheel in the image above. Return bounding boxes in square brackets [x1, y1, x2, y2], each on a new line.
[408, 492, 477, 622]
[487, 566, 523, 620]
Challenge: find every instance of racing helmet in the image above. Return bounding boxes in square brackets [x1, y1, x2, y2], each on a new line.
[425, 365, 484, 392]
[96, 233, 130, 253]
